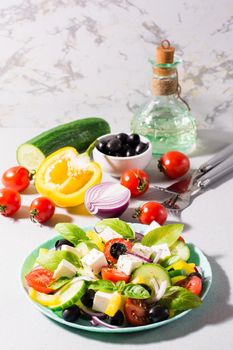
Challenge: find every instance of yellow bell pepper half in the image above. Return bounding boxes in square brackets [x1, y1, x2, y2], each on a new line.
[35, 147, 102, 207]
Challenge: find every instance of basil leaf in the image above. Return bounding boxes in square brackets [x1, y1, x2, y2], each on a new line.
[88, 280, 115, 293]
[122, 284, 150, 299]
[141, 224, 184, 248]
[159, 286, 202, 311]
[55, 223, 89, 245]
[36, 251, 81, 271]
[115, 280, 126, 292]
[49, 277, 71, 290]
[95, 219, 135, 239]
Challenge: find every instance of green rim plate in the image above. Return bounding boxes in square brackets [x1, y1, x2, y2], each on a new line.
[20, 223, 212, 333]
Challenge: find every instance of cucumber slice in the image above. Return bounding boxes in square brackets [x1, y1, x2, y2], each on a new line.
[160, 255, 180, 268]
[17, 144, 45, 172]
[131, 263, 171, 291]
[50, 278, 87, 310]
[170, 241, 190, 261]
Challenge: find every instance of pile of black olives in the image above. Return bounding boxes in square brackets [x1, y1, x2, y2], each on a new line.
[96, 133, 149, 157]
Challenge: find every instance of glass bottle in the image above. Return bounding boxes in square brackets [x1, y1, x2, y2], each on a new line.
[131, 40, 197, 156]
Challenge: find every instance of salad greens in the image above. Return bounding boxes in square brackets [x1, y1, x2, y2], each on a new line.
[55, 223, 89, 245]
[95, 218, 135, 239]
[122, 284, 150, 299]
[141, 224, 183, 247]
[36, 250, 81, 271]
[159, 286, 202, 310]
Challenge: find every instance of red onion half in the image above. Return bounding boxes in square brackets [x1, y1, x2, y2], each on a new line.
[84, 182, 131, 218]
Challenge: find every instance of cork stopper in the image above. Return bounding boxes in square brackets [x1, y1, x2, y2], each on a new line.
[154, 40, 175, 76]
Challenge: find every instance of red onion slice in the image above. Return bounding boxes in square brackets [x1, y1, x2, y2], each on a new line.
[153, 249, 163, 263]
[80, 305, 106, 318]
[84, 182, 131, 218]
[154, 281, 167, 301]
[91, 316, 120, 329]
[126, 251, 153, 263]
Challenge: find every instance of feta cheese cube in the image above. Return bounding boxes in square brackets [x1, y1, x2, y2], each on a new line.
[132, 243, 153, 259]
[93, 291, 116, 313]
[151, 243, 171, 259]
[53, 259, 77, 279]
[98, 227, 121, 242]
[61, 245, 82, 258]
[81, 248, 107, 274]
[117, 254, 142, 275]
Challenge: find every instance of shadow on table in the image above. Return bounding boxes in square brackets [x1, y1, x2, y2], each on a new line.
[48, 254, 233, 344]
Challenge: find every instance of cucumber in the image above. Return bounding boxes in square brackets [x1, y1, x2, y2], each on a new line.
[131, 263, 171, 290]
[75, 241, 98, 258]
[17, 117, 110, 170]
[50, 278, 87, 310]
[170, 241, 190, 261]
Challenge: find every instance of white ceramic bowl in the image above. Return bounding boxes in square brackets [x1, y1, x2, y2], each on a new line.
[93, 133, 152, 177]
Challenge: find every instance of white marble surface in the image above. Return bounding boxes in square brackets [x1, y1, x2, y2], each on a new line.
[0, 127, 233, 350]
[0, 0, 233, 131]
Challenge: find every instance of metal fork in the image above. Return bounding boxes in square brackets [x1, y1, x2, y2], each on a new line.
[162, 153, 233, 218]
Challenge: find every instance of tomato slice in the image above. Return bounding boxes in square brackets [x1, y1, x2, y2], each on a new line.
[103, 238, 133, 264]
[176, 275, 202, 296]
[124, 298, 149, 326]
[101, 267, 130, 283]
[25, 268, 55, 294]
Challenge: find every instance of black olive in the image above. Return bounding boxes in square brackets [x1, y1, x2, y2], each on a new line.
[55, 239, 74, 250]
[135, 142, 148, 155]
[62, 305, 80, 322]
[127, 134, 140, 147]
[81, 289, 96, 308]
[148, 305, 169, 323]
[110, 242, 127, 259]
[119, 145, 128, 157]
[106, 138, 122, 154]
[108, 310, 124, 326]
[125, 148, 136, 157]
[97, 139, 107, 153]
[116, 133, 128, 143]
[189, 272, 202, 279]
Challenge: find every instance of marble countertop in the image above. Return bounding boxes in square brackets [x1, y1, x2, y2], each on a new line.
[0, 127, 233, 350]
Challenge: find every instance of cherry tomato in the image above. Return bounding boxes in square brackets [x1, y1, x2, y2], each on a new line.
[135, 202, 167, 225]
[101, 267, 130, 283]
[104, 238, 133, 264]
[2, 166, 31, 192]
[178, 236, 185, 242]
[30, 197, 55, 224]
[158, 151, 190, 179]
[0, 188, 21, 217]
[120, 169, 149, 197]
[25, 268, 55, 294]
[124, 298, 149, 326]
[176, 275, 202, 296]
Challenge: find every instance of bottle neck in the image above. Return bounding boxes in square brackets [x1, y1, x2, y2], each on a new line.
[151, 72, 178, 97]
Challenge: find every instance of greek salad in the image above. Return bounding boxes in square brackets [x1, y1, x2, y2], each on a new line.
[24, 219, 203, 328]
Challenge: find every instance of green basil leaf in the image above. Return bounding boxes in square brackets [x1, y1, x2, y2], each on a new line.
[115, 280, 126, 292]
[55, 223, 89, 245]
[36, 251, 81, 271]
[88, 280, 115, 293]
[159, 286, 202, 311]
[122, 284, 150, 299]
[95, 219, 135, 239]
[141, 224, 184, 248]
[49, 277, 71, 290]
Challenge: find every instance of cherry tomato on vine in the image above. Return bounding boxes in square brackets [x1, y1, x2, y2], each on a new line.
[120, 169, 149, 197]
[176, 274, 202, 296]
[0, 188, 21, 217]
[104, 238, 132, 264]
[135, 201, 167, 225]
[25, 268, 55, 294]
[101, 267, 130, 283]
[2, 166, 31, 192]
[30, 197, 55, 224]
[124, 298, 149, 326]
[158, 151, 190, 179]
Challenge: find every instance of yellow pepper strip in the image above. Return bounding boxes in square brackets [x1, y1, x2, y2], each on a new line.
[105, 292, 122, 317]
[86, 230, 104, 251]
[29, 288, 61, 307]
[170, 260, 196, 275]
[35, 147, 102, 207]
